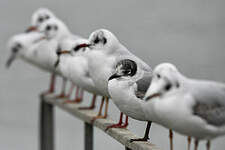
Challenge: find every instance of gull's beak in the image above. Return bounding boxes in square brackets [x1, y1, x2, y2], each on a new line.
[25, 26, 37, 33]
[76, 43, 93, 49]
[54, 50, 71, 68]
[144, 79, 165, 101]
[145, 93, 161, 101]
[57, 50, 71, 55]
[108, 73, 121, 81]
[6, 53, 16, 68]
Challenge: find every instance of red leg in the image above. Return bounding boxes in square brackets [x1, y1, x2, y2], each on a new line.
[120, 115, 129, 128]
[77, 89, 84, 102]
[79, 94, 97, 110]
[55, 78, 67, 98]
[63, 87, 83, 104]
[43, 74, 56, 95]
[105, 112, 123, 131]
[66, 83, 75, 98]
[91, 97, 105, 123]
[75, 87, 80, 99]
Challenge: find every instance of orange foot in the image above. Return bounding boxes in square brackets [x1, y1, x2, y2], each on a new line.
[105, 122, 128, 131]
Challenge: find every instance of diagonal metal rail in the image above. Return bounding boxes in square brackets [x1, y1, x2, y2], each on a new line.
[39, 94, 161, 150]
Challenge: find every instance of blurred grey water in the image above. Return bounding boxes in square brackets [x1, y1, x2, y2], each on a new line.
[1, 0, 225, 150]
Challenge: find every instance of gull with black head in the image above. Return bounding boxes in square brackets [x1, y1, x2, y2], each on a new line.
[108, 59, 153, 142]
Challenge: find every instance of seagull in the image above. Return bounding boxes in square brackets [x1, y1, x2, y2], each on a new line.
[76, 29, 153, 141]
[108, 59, 152, 142]
[144, 63, 225, 150]
[36, 17, 81, 97]
[55, 38, 102, 108]
[25, 8, 56, 33]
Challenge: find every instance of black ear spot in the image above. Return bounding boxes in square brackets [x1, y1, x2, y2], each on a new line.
[103, 37, 107, 45]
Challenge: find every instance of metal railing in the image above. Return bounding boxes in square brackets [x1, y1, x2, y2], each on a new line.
[39, 94, 162, 150]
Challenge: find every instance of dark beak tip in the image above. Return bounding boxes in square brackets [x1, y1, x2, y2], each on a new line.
[108, 76, 113, 81]
[56, 51, 60, 55]
[108, 74, 121, 81]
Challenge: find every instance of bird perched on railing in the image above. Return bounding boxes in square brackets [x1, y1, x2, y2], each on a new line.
[143, 63, 225, 150]
[108, 59, 153, 142]
[76, 29, 154, 142]
[55, 38, 102, 107]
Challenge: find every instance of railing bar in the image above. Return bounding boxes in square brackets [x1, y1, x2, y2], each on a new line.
[42, 94, 161, 150]
[84, 122, 94, 150]
[39, 94, 55, 150]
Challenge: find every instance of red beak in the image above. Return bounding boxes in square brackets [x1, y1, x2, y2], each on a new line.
[25, 26, 37, 33]
[75, 43, 92, 50]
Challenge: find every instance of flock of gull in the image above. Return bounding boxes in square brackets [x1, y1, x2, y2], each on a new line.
[6, 8, 225, 150]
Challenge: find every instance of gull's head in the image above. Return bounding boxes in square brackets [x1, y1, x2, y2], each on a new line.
[108, 59, 137, 81]
[88, 29, 120, 52]
[39, 18, 59, 40]
[73, 29, 120, 54]
[6, 33, 46, 68]
[29, 8, 55, 31]
[54, 39, 89, 68]
[39, 18, 70, 40]
[144, 63, 181, 101]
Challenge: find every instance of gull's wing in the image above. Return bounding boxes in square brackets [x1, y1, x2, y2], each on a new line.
[188, 79, 225, 126]
[135, 74, 152, 100]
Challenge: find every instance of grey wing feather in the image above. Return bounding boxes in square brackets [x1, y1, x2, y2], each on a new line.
[135, 75, 152, 100]
[189, 80, 225, 126]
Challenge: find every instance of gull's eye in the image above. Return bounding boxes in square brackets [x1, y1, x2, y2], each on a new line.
[94, 36, 100, 44]
[165, 83, 172, 91]
[46, 25, 51, 31]
[38, 17, 44, 23]
[123, 70, 131, 75]
[156, 74, 161, 79]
